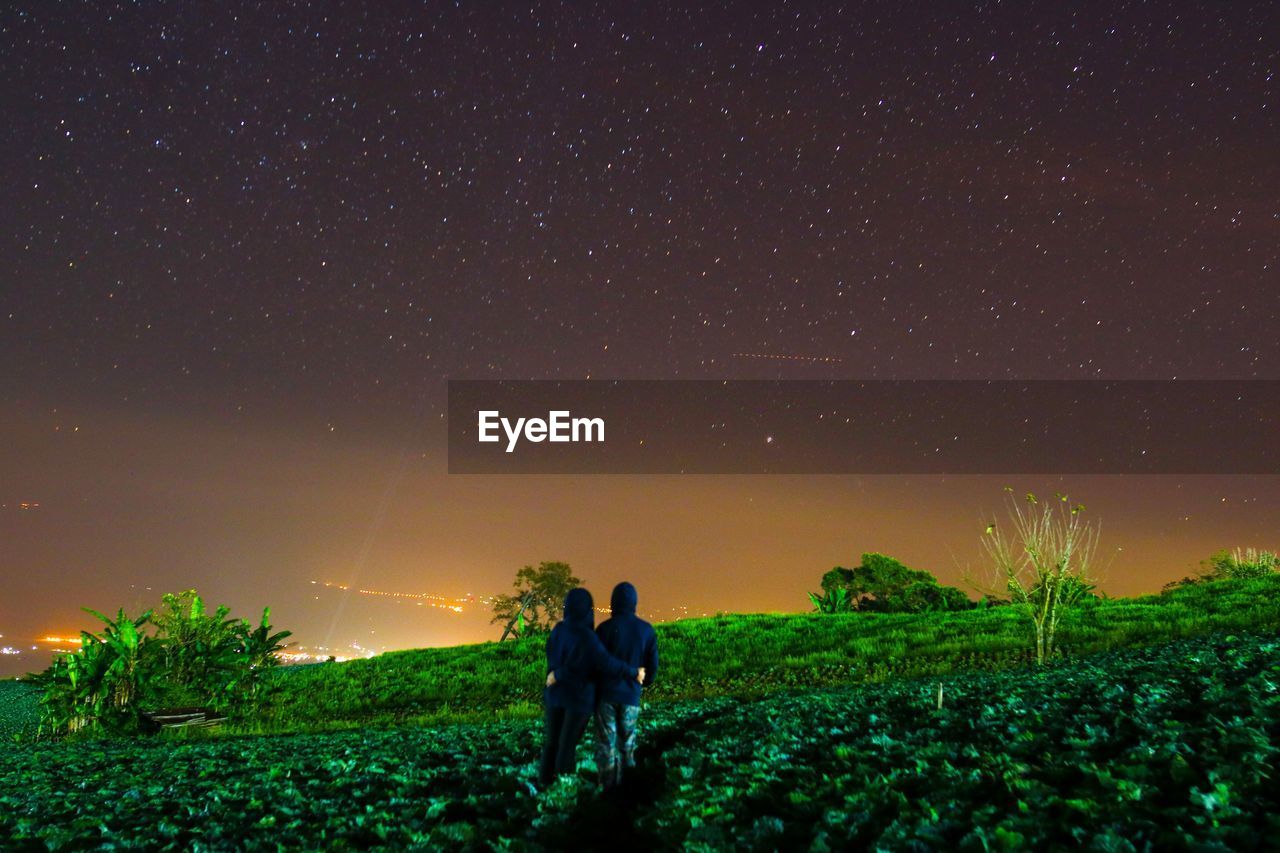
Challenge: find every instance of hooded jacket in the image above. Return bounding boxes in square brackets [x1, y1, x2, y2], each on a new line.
[544, 588, 639, 714]
[595, 582, 659, 707]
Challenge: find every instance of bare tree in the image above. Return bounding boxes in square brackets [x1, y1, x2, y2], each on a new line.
[980, 489, 1100, 665]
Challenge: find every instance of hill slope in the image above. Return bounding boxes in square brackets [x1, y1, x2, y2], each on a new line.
[256, 575, 1280, 732]
[3, 631, 1278, 849]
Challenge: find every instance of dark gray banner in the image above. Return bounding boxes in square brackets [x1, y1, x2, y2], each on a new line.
[447, 380, 1280, 474]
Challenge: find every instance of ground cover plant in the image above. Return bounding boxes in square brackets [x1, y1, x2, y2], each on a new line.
[8, 575, 1279, 742]
[0, 682, 39, 743]
[2, 631, 1278, 849]
[248, 574, 1280, 733]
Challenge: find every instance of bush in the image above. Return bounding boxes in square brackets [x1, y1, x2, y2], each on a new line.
[817, 553, 971, 614]
[29, 591, 291, 738]
[1164, 547, 1278, 591]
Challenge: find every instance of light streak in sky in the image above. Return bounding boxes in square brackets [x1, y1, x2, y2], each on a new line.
[318, 581, 472, 613]
[732, 352, 843, 364]
[313, 582, 704, 619]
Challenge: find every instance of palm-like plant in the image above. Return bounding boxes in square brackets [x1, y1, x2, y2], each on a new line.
[233, 607, 293, 706]
[34, 607, 155, 736]
[83, 607, 155, 710]
[32, 591, 292, 738]
[808, 587, 853, 614]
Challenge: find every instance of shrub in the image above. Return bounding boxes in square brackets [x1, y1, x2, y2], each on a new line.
[1164, 547, 1278, 591]
[818, 553, 971, 613]
[29, 591, 290, 738]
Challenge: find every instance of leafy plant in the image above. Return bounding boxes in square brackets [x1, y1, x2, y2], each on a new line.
[5, 632, 1280, 849]
[150, 591, 243, 710]
[807, 587, 852, 613]
[232, 607, 293, 706]
[30, 591, 290, 738]
[31, 607, 156, 737]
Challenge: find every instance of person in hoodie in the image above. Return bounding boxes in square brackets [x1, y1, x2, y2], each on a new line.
[592, 581, 659, 788]
[539, 587, 644, 786]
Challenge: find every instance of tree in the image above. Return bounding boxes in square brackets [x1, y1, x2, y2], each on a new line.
[980, 489, 1100, 665]
[491, 561, 581, 638]
[817, 553, 971, 614]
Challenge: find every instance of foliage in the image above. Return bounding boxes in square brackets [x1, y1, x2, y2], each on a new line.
[3, 632, 1279, 849]
[30, 607, 156, 737]
[0, 682, 40, 742]
[12, 575, 1280, 741]
[29, 591, 291, 738]
[236, 574, 1280, 735]
[819, 553, 971, 613]
[490, 561, 581, 638]
[149, 591, 292, 710]
[981, 490, 1099, 664]
[149, 591, 241, 708]
[806, 587, 852, 613]
[1165, 547, 1278, 591]
[640, 633, 1280, 849]
[1208, 547, 1277, 578]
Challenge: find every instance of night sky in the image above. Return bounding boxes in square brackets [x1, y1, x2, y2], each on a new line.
[2, 2, 1277, 672]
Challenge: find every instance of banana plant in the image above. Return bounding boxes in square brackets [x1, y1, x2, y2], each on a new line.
[807, 587, 853, 614]
[33, 591, 293, 738]
[83, 607, 155, 711]
[33, 607, 155, 736]
[233, 607, 294, 707]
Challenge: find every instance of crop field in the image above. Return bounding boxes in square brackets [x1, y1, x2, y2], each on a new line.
[2, 631, 1278, 849]
[0, 682, 39, 742]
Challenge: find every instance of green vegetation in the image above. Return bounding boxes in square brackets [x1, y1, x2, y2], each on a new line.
[3, 631, 1278, 849]
[642, 631, 1280, 849]
[0, 682, 40, 743]
[13, 575, 1280, 741]
[245, 574, 1280, 734]
[1166, 547, 1278, 591]
[815, 552, 971, 614]
[490, 561, 580, 638]
[30, 590, 291, 737]
[8, 552, 1279, 848]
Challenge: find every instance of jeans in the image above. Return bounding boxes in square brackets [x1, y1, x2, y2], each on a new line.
[594, 701, 641, 788]
[539, 706, 591, 785]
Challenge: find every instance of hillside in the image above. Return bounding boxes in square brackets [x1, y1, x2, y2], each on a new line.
[6, 576, 1279, 743]
[252, 575, 1280, 733]
[3, 631, 1278, 849]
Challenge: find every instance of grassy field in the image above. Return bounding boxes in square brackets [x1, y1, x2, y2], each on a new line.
[248, 575, 1280, 733]
[2, 631, 1277, 849]
[4, 577, 1280, 848]
[6, 576, 1279, 745]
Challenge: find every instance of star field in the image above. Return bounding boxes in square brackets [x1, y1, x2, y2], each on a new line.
[1, 1, 1277, 660]
[3, 1, 1276, 427]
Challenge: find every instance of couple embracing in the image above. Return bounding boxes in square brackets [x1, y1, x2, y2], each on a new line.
[538, 582, 659, 789]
